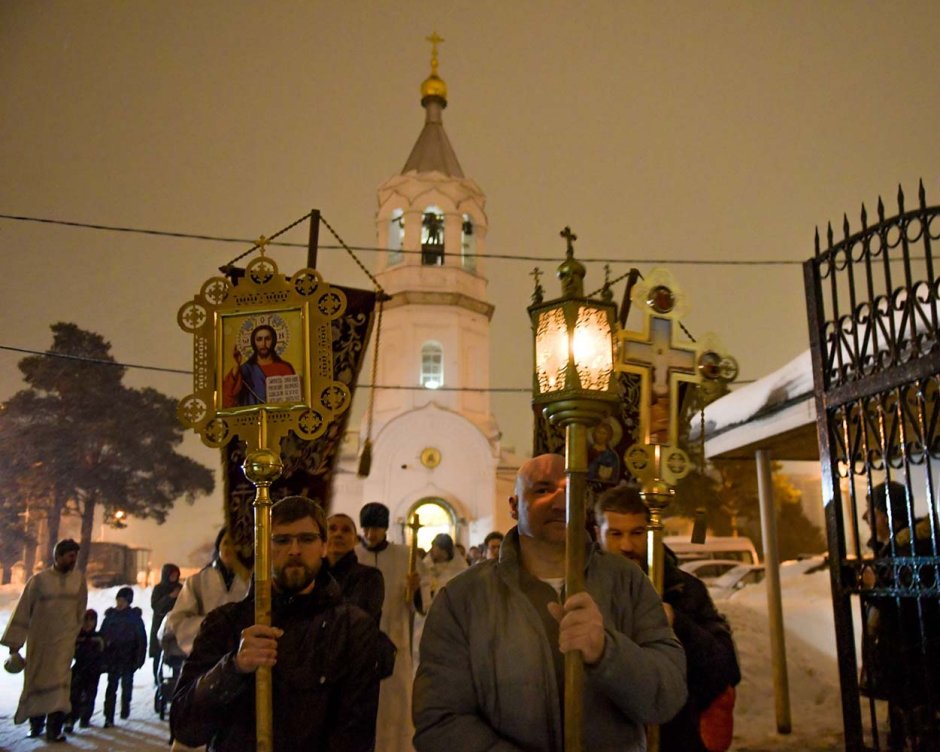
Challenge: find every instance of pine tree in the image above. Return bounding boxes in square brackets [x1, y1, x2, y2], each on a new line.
[0, 323, 215, 571]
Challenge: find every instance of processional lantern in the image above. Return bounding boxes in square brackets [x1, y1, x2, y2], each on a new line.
[177, 224, 351, 752]
[527, 226, 617, 752]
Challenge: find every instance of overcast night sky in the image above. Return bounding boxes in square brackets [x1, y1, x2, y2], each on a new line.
[3, 1, 940, 565]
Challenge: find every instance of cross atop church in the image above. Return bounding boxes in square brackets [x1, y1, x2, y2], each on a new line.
[426, 32, 444, 74]
[560, 225, 577, 257]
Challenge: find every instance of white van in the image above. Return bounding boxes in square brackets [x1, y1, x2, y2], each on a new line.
[664, 535, 759, 565]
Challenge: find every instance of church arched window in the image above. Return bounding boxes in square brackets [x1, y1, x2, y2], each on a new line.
[420, 341, 444, 389]
[388, 209, 404, 265]
[461, 214, 476, 271]
[404, 498, 457, 551]
[422, 206, 445, 266]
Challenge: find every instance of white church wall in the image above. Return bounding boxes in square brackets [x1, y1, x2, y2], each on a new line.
[361, 403, 497, 545]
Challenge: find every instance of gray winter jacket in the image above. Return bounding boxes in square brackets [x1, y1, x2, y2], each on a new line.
[413, 528, 687, 752]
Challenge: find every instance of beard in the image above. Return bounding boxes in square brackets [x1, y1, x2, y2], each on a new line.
[274, 561, 318, 593]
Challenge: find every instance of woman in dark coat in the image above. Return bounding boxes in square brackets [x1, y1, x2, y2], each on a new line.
[150, 563, 181, 684]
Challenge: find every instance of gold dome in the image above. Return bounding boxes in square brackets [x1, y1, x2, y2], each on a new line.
[421, 73, 447, 101]
[421, 32, 447, 103]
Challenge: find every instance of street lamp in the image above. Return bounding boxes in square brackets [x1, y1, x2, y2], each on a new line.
[527, 227, 617, 752]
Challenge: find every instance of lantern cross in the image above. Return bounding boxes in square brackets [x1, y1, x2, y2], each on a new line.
[560, 226, 578, 256]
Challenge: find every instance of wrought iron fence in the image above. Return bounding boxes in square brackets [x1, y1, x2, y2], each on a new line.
[805, 181, 940, 751]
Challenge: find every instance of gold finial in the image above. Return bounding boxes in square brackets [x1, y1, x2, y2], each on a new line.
[256, 235, 270, 256]
[421, 31, 448, 102]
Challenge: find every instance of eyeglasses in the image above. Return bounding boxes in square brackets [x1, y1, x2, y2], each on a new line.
[272, 533, 321, 548]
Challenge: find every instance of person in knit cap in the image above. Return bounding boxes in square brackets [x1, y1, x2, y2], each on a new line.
[1, 538, 86, 743]
[355, 502, 419, 752]
[100, 586, 147, 726]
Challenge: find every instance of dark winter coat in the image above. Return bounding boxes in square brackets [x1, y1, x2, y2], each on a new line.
[660, 549, 740, 752]
[100, 606, 147, 673]
[171, 567, 381, 752]
[72, 628, 105, 680]
[324, 550, 384, 625]
[863, 517, 940, 708]
[150, 564, 181, 658]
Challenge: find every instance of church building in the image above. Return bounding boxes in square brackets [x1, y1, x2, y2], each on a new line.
[331, 43, 521, 550]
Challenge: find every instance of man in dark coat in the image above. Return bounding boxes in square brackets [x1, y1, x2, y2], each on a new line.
[324, 513, 384, 624]
[171, 496, 381, 752]
[861, 480, 940, 750]
[100, 586, 147, 726]
[595, 485, 740, 752]
[150, 563, 181, 684]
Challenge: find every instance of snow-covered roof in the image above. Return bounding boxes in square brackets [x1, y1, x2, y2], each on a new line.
[702, 349, 818, 461]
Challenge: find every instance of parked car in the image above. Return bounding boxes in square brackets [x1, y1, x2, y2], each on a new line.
[708, 563, 767, 599]
[665, 535, 759, 565]
[678, 558, 743, 583]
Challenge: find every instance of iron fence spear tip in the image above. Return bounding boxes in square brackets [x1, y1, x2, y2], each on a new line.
[878, 196, 886, 221]
[898, 184, 905, 212]
[918, 179, 926, 207]
[860, 203, 868, 228]
[843, 213, 850, 238]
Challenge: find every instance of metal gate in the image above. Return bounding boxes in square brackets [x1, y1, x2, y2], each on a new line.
[805, 182, 940, 751]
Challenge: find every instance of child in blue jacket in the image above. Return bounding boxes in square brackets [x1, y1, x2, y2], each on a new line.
[100, 587, 147, 726]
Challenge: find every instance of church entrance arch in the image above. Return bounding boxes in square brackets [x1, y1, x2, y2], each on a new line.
[404, 498, 458, 552]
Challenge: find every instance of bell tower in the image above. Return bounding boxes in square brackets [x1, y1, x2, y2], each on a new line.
[370, 34, 497, 441]
[354, 35, 509, 546]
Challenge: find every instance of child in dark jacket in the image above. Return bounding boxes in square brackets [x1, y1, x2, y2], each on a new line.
[100, 587, 147, 726]
[65, 609, 105, 732]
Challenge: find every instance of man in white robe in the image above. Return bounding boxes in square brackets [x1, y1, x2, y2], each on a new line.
[354, 502, 416, 752]
[1, 538, 87, 742]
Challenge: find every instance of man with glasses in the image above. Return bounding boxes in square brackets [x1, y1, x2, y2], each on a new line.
[171, 496, 381, 751]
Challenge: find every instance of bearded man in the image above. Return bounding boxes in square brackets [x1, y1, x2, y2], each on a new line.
[171, 496, 380, 751]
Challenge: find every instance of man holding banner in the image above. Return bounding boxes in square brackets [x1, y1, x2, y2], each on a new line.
[171, 496, 380, 751]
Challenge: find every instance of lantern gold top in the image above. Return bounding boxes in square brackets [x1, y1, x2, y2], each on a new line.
[421, 32, 448, 102]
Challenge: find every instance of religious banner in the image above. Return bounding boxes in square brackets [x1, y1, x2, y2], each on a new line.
[222, 285, 376, 551]
[177, 254, 376, 553]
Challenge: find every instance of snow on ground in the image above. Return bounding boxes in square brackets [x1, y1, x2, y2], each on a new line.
[0, 570, 850, 751]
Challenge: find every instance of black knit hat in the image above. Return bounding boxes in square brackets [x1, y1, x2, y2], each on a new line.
[116, 587, 134, 604]
[360, 502, 390, 529]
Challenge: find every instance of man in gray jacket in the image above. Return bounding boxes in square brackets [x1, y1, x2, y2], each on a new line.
[413, 454, 687, 752]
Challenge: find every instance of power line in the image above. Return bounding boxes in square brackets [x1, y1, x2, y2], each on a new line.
[0, 345, 529, 390]
[0, 212, 804, 266]
[0, 344, 755, 388]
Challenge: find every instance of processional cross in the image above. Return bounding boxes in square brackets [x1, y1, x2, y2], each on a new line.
[405, 513, 424, 603]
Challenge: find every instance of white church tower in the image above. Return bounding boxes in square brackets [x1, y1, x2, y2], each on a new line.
[335, 37, 515, 549]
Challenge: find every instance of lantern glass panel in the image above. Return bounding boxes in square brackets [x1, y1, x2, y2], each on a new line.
[573, 305, 613, 391]
[535, 307, 568, 394]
